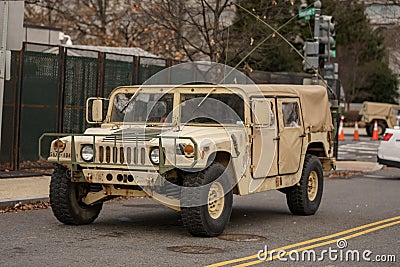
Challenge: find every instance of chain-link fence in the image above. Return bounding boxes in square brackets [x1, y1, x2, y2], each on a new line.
[0, 42, 174, 170]
[0, 42, 319, 170]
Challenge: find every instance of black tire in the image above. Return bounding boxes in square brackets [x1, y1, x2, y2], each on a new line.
[369, 121, 386, 136]
[50, 164, 103, 225]
[286, 155, 323, 215]
[365, 124, 372, 137]
[181, 163, 233, 237]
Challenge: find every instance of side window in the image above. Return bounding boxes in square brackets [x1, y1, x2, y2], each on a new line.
[269, 102, 275, 128]
[282, 102, 300, 128]
[252, 99, 275, 127]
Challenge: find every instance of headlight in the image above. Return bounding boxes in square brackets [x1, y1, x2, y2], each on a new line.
[81, 145, 94, 162]
[149, 148, 160, 165]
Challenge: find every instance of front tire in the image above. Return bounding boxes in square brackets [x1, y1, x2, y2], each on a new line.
[286, 155, 323, 215]
[50, 164, 103, 225]
[181, 163, 233, 237]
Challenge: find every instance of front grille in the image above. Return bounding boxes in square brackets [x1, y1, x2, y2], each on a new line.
[97, 145, 147, 165]
[102, 135, 152, 142]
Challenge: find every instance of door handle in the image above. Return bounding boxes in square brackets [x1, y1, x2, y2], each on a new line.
[273, 137, 280, 141]
[299, 134, 306, 138]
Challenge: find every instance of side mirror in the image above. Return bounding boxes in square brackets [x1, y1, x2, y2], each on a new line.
[86, 97, 106, 124]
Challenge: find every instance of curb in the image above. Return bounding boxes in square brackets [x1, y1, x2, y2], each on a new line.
[335, 162, 383, 173]
[0, 195, 49, 210]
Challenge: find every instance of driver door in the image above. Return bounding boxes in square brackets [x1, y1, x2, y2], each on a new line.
[251, 98, 278, 178]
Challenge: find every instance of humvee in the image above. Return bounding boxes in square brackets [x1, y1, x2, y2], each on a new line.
[40, 84, 335, 237]
[359, 101, 400, 136]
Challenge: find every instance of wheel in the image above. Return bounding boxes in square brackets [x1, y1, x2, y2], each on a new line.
[286, 154, 323, 215]
[369, 121, 386, 136]
[377, 122, 386, 136]
[50, 164, 103, 225]
[181, 162, 233, 237]
[365, 124, 372, 137]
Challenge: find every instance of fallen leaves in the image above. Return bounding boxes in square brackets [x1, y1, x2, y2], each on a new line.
[0, 201, 50, 214]
[327, 171, 364, 178]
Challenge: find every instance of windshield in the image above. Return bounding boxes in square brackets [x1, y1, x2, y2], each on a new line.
[180, 93, 244, 125]
[111, 93, 174, 123]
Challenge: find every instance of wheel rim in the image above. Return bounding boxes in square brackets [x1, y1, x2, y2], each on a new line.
[207, 182, 225, 219]
[378, 126, 384, 135]
[307, 171, 318, 201]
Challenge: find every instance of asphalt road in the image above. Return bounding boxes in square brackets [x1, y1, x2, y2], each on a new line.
[1, 166, 399, 267]
[338, 135, 380, 162]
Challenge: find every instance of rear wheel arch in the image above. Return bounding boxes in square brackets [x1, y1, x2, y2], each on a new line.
[306, 142, 327, 157]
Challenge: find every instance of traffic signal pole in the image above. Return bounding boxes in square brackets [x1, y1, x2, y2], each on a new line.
[314, 1, 321, 39]
[0, 1, 9, 153]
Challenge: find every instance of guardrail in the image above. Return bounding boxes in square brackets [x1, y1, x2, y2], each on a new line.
[39, 133, 198, 174]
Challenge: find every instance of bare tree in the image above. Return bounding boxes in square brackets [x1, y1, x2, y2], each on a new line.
[25, 0, 151, 47]
[139, 0, 234, 61]
[25, 0, 235, 61]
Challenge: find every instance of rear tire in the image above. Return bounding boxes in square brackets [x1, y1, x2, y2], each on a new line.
[50, 164, 103, 225]
[181, 163, 233, 237]
[366, 124, 372, 137]
[369, 121, 386, 136]
[286, 155, 323, 215]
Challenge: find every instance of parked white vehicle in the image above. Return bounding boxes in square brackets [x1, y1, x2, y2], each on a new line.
[377, 126, 400, 168]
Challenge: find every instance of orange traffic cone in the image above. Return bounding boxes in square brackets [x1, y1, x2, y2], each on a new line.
[371, 120, 379, 141]
[353, 121, 360, 141]
[338, 119, 344, 141]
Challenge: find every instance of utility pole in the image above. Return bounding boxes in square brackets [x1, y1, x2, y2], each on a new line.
[0, 1, 10, 153]
[0, 1, 24, 152]
[313, 1, 321, 40]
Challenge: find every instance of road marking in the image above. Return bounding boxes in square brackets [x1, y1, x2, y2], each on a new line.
[235, 220, 400, 266]
[206, 215, 400, 267]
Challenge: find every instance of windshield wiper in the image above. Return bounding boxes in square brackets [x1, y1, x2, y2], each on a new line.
[120, 88, 142, 112]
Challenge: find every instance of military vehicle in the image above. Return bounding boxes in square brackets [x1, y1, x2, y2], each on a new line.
[359, 101, 400, 136]
[40, 84, 335, 237]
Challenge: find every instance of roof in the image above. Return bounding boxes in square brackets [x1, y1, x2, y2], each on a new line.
[67, 45, 159, 58]
[361, 101, 400, 116]
[42, 44, 163, 65]
[111, 84, 333, 133]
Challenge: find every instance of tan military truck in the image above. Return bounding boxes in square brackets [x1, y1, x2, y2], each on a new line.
[359, 101, 400, 136]
[40, 84, 335, 237]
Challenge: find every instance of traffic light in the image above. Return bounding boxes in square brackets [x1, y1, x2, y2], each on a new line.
[303, 41, 319, 73]
[324, 62, 338, 80]
[319, 15, 335, 61]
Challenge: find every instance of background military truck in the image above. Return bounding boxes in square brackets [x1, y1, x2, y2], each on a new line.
[40, 84, 335, 237]
[359, 101, 400, 136]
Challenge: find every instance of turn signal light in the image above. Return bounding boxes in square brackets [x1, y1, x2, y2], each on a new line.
[53, 140, 66, 151]
[183, 144, 194, 153]
[382, 133, 393, 141]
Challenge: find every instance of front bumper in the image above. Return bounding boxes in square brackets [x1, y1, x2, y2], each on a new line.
[82, 169, 162, 187]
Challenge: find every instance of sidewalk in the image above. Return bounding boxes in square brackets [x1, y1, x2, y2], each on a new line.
[0, 161, 383, 210]
[0, 176, 50, 210]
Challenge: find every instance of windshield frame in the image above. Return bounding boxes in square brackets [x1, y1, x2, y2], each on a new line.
[105, 85, 250, 127]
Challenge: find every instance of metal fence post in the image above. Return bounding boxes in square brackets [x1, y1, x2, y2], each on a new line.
[56, 45, 66, 133]
[97, 51, 105, 97]
[132, 56, 140, 85]
[11, 42, 24, 170]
